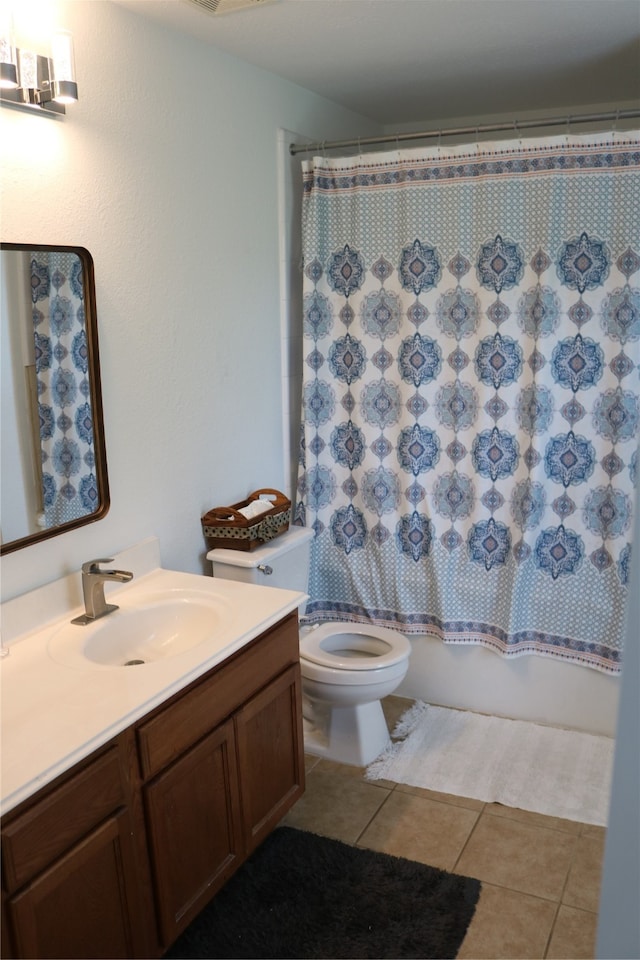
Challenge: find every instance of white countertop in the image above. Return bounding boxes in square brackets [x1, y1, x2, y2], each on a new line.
[1, 542, 304, 815]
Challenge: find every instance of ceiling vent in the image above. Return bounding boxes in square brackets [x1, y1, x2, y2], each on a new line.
[184, 0, 279, 15]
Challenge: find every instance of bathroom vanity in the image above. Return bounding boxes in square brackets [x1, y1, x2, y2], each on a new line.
[1, 543, 306, 959]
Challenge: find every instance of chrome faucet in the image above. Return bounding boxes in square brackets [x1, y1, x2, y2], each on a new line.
[71, 558, 134, 625]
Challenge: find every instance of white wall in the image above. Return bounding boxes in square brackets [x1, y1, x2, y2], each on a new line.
[597, 478, 640, 959]
[1, 254, 32, 543]
[0, 0, 380, 602]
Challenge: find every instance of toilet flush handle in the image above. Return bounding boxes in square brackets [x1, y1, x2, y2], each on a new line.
[257, 564, 273, 576]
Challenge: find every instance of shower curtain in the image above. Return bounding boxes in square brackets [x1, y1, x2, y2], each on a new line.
[31, 251, 97, 528]
[295, 130, 640, 676]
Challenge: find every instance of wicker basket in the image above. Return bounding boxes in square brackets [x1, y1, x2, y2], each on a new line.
[201, 488, 291, 551]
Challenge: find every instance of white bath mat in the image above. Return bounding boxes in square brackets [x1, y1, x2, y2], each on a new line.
[367, 702, 615, 825]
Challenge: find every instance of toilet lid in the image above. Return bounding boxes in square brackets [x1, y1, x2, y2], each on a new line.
[300, 622, 411, 671]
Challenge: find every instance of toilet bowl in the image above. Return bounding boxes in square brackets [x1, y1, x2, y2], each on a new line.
[207, 526, 411, 766]
[299, 622, 411, 765]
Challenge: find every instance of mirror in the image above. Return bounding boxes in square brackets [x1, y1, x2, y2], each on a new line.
[1, 243, 109, 554]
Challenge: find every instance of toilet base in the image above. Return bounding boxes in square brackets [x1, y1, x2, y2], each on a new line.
[303, 698, 392, 767]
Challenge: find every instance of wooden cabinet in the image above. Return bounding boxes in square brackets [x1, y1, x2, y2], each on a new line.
[236, 664, 304, 853]
[140, 613, 304, 950]
[144, 719, 243, 946]
[7, 811, 141, 960]
[1, 744, 153, 959]
[1, 612, 305, 959]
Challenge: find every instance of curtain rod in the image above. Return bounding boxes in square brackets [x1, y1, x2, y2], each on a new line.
[289, 109, 640, 156]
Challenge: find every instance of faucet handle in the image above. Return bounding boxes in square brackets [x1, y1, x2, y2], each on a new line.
[81, 558, 115, 574]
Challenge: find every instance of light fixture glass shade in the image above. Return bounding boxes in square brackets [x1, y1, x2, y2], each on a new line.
[17, 47, 37, 90]
[50, 29, 77, 103]
[0, 13, 18, 89]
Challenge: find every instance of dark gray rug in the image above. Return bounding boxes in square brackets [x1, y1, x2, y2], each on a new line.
[164, 825, 481, 959]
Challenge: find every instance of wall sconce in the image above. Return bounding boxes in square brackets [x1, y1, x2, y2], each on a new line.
[0, 14, 78, 116]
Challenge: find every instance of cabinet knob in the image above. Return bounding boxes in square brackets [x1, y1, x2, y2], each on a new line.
[257, 564, 273, 576]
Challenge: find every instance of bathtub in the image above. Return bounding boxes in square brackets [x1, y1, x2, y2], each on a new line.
[396, 636, 620, 737]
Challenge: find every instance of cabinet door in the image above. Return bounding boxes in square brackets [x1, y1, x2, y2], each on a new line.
[235, 664, 305, 853]
[6, 811, 140, 960]
[144, 718, 242, 949]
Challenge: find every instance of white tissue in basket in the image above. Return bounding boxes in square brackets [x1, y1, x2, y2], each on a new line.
[237, 499, 273, 520]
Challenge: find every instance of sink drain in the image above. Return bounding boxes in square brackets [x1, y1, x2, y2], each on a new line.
[123, 658, 145, 666]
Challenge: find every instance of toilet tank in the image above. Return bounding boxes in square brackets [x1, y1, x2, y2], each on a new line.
[207, 526, 314, 593]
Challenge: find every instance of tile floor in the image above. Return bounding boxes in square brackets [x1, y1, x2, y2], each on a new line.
[282, 696, 605, 959]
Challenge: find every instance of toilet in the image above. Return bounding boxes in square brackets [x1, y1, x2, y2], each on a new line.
[207, 526, 411, 766]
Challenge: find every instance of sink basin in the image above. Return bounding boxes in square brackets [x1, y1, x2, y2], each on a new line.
[49, 592, 227, 668]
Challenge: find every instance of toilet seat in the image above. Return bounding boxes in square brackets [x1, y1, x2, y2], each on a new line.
[300, 622, 411, 672]
[300, 653, 410, 687]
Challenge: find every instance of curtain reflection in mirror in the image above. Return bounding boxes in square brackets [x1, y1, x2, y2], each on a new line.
[31, 250, 98, 528]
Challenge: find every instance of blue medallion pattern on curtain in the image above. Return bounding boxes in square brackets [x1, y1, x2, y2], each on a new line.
[31, 251, 97, 528]
[295, 132, 640, 675]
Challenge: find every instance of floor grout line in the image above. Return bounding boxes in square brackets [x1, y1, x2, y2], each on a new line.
[451, 804, 486, 873]
[354, 786, 396, 845]
[555, 829, 583, 912]
[542, 899, 563, 959]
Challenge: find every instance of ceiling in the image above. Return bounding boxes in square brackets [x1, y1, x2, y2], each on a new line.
[114, 0, 640, 126]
